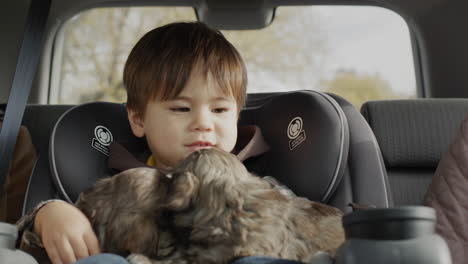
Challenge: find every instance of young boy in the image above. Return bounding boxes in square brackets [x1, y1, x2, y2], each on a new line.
[17, 22, 278, 264]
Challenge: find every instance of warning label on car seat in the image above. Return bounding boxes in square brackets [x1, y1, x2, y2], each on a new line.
[92, 125, 113, 156]
[287, 117, 306, 150]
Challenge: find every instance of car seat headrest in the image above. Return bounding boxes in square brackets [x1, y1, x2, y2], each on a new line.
[50, 102, 146, 202]
[361, 99, 468, 168]
[240, 91, 349, 202]
[51, 91, 349, 203]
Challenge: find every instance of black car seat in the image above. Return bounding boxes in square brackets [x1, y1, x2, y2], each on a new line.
[328, 94, 392, 209]
[20, 90, 392, 216]
[361, 99, 468, 205]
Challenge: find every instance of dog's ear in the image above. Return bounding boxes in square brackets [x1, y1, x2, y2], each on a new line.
[164, 171, 199, 211]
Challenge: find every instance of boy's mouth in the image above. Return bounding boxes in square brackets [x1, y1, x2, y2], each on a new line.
[186, 141, 215, 150]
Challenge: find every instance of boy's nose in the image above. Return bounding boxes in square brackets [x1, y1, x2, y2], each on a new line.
[191, 111, 213, 132]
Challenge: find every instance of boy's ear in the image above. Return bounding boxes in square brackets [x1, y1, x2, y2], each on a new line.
[127, 108, 145, 138]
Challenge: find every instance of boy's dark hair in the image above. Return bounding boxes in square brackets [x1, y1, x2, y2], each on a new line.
[123, 21, 247, 114]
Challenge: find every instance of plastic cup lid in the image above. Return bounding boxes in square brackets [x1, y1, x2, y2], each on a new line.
[343, 206, 436, 226]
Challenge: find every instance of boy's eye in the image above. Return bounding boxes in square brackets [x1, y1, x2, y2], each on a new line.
[212, 108, 229, 113]
[170, 107, 190, 112]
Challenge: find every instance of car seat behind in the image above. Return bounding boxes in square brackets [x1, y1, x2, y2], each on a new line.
[361, 99, 468, 205]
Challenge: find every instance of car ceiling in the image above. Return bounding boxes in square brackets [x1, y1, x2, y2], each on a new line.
[1, 0, 468, 104]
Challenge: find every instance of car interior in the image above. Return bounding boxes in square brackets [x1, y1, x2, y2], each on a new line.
[1, 0, 468, 263]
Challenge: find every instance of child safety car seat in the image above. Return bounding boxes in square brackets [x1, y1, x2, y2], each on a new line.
[22, 90, 392, 215]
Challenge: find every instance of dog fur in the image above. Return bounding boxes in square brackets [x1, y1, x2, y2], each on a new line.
[76, 148, 345, 264]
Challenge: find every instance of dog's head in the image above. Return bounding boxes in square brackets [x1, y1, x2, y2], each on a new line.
[161, 148, 262, 244]
[164, 148, 252, 213]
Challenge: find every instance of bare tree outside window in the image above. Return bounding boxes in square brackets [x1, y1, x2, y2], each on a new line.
[59, 7, 197, 103]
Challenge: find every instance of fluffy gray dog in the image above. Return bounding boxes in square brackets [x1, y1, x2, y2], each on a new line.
[76, 148, 344, 264]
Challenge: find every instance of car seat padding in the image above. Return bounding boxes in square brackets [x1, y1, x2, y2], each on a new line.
[50, 91, 348, 203]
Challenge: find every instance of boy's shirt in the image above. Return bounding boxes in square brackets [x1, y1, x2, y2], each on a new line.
[16, 125, 294, 252]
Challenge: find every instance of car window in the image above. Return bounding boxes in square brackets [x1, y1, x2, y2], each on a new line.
[52, 6, 416, 108]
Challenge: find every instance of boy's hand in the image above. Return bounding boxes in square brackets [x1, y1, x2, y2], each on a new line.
[34, 200, 101, 264]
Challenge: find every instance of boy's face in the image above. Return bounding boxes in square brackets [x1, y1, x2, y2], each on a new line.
[128, 68, 239, 170]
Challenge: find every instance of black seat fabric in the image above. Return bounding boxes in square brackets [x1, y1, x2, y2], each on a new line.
[22, 91, 391, 215]
[49, 102, 147, 203]
[239, 91, 349, 203]
[361, 99, 468, 205]
[18, 105, 74, 215]
[329, 94, 392, 209]
[241, 91, 392, 212]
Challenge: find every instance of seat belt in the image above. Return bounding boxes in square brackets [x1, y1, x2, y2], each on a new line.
[0, 0, 51, 195]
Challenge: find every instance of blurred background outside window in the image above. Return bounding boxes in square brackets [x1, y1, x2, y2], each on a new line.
[52, 6, 416, 108]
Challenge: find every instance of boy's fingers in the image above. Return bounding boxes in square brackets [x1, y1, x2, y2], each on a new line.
[45, 244, 63, 264]
[83, 231, 101, 255]
[55, 239, 77, 264]
[69, 236, 91, 260]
